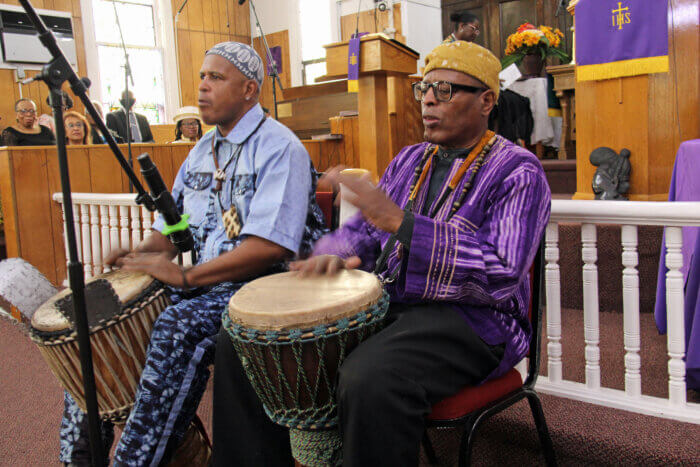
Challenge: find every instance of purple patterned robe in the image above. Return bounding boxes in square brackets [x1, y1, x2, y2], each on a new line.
[313, 136, 551, 379]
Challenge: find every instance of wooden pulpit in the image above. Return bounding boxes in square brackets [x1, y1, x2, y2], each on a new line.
[324, 35, 419, 177]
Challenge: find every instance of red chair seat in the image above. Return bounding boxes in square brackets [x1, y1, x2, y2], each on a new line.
[427, 368, 523, 421]
[315, 191, 333, 229]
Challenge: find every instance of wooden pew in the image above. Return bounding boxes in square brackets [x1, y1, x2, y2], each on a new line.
[0, 144, 192, 285]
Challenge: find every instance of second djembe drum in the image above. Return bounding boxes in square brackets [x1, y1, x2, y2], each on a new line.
[224, 269, 390, 466]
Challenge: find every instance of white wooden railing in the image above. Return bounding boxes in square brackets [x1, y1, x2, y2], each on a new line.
[54, 194, 700, 424]
[538, 200, 700, 424]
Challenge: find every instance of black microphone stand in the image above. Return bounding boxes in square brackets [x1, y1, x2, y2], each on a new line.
[248, 0, 283, 118]
[112, 0, 135, 192]
[16, 1, 157, 465]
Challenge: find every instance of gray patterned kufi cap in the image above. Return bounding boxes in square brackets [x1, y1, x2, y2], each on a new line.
[206, 42, 264, 87]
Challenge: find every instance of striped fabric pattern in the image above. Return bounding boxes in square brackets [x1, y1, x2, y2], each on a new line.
[313, 135, 551, 380]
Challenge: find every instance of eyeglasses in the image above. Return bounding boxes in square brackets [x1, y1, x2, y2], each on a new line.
[181, 121, 199, 128]
[412, 81, 487, 102]
[17, 109, 36, 115]
[66, 122, 84, 129]
[464, 23, 480, 36]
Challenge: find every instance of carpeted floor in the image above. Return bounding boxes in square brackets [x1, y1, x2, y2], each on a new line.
[1, 308, 698, 466]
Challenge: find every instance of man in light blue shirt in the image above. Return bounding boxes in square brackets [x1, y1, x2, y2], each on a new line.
[58, 42, 326, 466]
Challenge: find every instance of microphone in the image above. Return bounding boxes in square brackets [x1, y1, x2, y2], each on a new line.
[137, 153, 195, 254]
[238, 0, 246, 4]
[354, 0, 363, 39]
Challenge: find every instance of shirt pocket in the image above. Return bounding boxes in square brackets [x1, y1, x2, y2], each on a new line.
[182, 171, 213, 226]
[230, 173, 256, 216]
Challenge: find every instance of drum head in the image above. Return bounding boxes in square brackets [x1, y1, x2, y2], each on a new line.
[228, 270, 383, 331]
[31, 270, 155, 333]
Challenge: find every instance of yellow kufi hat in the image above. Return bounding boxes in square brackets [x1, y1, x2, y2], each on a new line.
[423, 41, 501, 99]
[173, 106, 202, 124]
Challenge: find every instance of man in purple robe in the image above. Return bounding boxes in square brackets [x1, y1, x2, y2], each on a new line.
[212, 41, 551, 466]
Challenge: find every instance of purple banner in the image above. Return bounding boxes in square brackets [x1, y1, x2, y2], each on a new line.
[267, 46, 282, 76]
[347, 36, 361, 92]
[576, 0, 668, 66]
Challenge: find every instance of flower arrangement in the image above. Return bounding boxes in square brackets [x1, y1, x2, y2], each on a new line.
[502, 23, 569, 68]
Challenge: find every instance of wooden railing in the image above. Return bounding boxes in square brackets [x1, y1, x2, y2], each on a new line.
[539, 200, 700, 423]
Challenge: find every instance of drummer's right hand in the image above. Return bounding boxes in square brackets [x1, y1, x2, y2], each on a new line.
[290, 255, 361, 276]
[104, 248, 132, 267]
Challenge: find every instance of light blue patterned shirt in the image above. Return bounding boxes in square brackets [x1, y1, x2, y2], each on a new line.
[153, 104, 314, 263]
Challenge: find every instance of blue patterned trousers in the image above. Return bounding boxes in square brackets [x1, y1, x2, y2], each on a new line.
[59, 283, 240, 466]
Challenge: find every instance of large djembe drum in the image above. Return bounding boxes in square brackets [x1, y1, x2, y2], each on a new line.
[30, 270, 170, 423]
[224, 269, 390, 466]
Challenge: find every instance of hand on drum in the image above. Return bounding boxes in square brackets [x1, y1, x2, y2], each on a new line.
[290, 254, 362, 276]
[118, 252, 187, 288]
[323, 166, 405, 234]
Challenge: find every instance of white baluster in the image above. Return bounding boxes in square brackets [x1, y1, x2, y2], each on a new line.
[581, 223, 600, 389]
[621, 225, 641, 397]
[141, 206, 153, 240]
[664, 226, 686, 406]
[109, 205, 120, 252]
[119, 205, 130, 251]
[59, 201, 70, 286]
[100, 205, 111, 273]
[90, 205, 102, 277]
[73, 203, 82, 263]
[545, 222, 562, 383]
[80, 204, 92, 278]
[131, 205, 142, 247]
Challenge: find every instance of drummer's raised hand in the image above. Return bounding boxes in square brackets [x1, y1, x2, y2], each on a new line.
[290, 254, 361, 276]
[120, 252, 186, 287]
[324, 166, 404, 234]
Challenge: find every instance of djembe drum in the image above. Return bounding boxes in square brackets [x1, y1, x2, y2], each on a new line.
[30, 269, 170, 423]
[224, 269, 390, 466]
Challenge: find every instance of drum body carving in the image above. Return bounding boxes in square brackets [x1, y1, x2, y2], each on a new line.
[224, 269, 390, 466]
[30, 270, 170, 423]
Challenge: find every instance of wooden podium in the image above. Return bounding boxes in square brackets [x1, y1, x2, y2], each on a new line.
[324, 35, 419, 177]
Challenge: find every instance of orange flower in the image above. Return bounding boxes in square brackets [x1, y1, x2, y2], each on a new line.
[517, 23, 536, 33]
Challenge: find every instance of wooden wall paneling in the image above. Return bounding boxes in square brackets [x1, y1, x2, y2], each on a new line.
[187, 0, 205, 31]
[233, 1, 249, 37]
[0, 150, 19, 257]
[217, 0, 228, 34]
[189, 31, 207, 103]
[304, 141, 321, 170]
[0, 70, 17, 126]
[205, 32, 219, 52]
[89, 145, 130, 194]
[177, 29, 195, 106]
[12, 148, 58, 284]
[340, 3, 403, 42]
[202, 0, 215, 32]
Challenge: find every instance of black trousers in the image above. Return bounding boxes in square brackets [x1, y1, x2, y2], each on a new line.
[212, 302, 504, 467]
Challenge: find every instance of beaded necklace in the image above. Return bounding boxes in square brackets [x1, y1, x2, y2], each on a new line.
[406, 130, 497, 219]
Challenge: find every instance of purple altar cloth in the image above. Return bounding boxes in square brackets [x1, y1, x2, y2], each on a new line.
[654, 139, 700, 389]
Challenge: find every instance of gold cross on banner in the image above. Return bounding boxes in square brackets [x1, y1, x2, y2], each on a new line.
[349, 53, 358, 66]
[611, 2, 631, 30]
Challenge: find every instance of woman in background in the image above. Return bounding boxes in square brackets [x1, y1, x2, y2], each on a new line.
[170, 106, 203, 143]
[1, 98, 55, 146]
[64, 111, 91, 145]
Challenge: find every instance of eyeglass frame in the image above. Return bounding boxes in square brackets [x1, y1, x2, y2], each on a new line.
[180, 121, 200, 128]
[17, 108, 36, 115]
[66, 122, 84, 129]
[412, 80, 488, 103]
[462, 23, 480, 36]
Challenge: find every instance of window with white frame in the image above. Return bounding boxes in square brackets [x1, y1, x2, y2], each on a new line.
[298, 0, 331, 85]
[91, 0, 166, 123]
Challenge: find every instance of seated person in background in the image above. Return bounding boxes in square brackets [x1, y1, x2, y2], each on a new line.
[212, 41, 551, 466]
[64, 111, 91, 145]
[444, 11, 481, 43]
[1, 98, 55, 146]
[58, 41, 326, 467]
[106, 90, 155, 143]
[87, 101, 124, 144]
[37, 91, 74, 133]
[170, 105, 203, 143]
